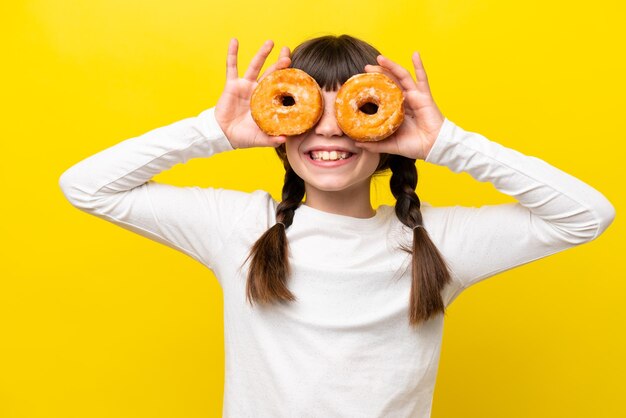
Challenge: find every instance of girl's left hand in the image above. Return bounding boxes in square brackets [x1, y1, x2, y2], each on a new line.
[355, 52, 445, 161]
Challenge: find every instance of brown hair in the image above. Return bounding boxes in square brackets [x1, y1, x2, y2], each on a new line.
[243, 34, 451, 327]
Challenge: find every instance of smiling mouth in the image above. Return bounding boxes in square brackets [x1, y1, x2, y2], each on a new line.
[307, 150, 355, 161]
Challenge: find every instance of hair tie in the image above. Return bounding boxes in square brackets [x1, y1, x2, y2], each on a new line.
[276, 221, 286, 228]
[413, 225, 424, 230]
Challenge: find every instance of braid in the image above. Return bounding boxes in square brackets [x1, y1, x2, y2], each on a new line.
[244, 164, 304, 306]
[276, 165, 305, 227]
[389, 155, 452, 326]
[389, 155, 423, 228]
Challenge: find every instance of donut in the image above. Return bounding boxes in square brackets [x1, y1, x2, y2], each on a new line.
[250, 68, 324, 136]
[335, 72, 404, 142]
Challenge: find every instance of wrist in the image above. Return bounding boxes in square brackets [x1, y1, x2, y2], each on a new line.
[417, 117, 444, 160]
[214, 115, 238, 149]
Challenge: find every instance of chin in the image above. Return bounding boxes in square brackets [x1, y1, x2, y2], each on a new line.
[308, 179, 366, 193]
[312, 184, 349, 192]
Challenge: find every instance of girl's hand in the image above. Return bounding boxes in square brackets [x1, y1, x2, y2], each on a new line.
[355, 53, 445, 160]
[214, 39, 292, 149]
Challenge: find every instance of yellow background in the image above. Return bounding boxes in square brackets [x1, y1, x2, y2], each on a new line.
[2, 0, 624, 417]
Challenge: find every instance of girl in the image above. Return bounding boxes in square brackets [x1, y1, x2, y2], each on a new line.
[59, 34, 615, 417]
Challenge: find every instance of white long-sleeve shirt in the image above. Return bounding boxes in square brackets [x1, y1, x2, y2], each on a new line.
[59, 106, 615, 417]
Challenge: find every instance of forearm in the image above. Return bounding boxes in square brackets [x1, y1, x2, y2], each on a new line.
[59, 106, 233, 209]
[426, 118, 615, 243]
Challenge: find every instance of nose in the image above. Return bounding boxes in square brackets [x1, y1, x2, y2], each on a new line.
[314, 101, 344, 138]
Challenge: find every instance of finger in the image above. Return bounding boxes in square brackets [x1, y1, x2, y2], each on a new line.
[364, 64, 385, 73]
[258, 134, 287, 148]
[375, 55, 419, 94]
[258, 55, 291, 83]
[354, 138, 401, 156]
[411, 52, 432, 95]
[243, 39, 275, 82]
[269, 135, 287, 147]
[279, 45, 291, 60]
[364, 64, 403, 91]
[258, 46, 291, 82]
[226, 38, 239, 81]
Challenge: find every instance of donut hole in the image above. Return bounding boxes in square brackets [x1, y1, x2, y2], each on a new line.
[271, 94, 296, 107]
[359, 102, 379, 115]
[281, 95, 296, 106]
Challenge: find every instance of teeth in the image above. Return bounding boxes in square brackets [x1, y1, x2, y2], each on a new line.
[310, 150, 351, 161]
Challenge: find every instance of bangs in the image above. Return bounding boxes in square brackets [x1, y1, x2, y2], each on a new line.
[289, 34, 381, 91]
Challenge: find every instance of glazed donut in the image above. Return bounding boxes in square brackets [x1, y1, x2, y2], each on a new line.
[335, 72, 404, 142]
[250, 68, 324, 136]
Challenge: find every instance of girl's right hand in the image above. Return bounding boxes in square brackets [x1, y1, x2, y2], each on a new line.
[214, 38, 292, 149]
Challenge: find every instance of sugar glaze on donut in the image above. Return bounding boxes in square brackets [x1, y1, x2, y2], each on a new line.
[335, 72, 404, 142]
[250, 68, 324, 136]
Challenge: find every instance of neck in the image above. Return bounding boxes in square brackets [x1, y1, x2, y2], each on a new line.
[303, 183, 376, 219]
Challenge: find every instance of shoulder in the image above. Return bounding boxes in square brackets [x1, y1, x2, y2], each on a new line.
[420, 201, 455, 229]
[380, 200, 460, 246]
[193, 187, 278, 237]
[377, 200, 441, 228]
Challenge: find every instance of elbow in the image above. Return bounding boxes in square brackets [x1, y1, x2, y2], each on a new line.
[58, 168, 96, 210]
[59, 168, 81, 207]
[591, 196, 616, 240]
[571, 197, 617, 244]
[543, 197, 616, 245]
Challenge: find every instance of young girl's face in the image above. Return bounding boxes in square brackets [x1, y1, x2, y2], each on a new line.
[285, 89, 381, 194]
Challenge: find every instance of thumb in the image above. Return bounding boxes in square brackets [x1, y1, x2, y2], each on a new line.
[354, 140, 389, 154]
[272, 136, 287, 146]
[262, 134, 287, 148]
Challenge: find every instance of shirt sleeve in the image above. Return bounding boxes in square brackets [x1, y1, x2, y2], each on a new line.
[425, 118, 616, 291]
[58, 106, 270, 271]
